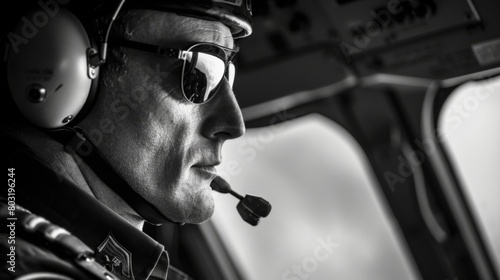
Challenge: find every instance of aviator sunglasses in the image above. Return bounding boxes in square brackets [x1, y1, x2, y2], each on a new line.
[112, 39, 239, 104]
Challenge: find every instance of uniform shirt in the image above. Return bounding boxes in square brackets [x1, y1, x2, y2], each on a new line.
[1, 134, 193, 280]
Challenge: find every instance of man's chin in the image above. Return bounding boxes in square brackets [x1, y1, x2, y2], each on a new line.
[181, 204, 215, 224]
[190, 190, 215, 224]
[171, 188, 215, 224]
[188, 207, 215, 224]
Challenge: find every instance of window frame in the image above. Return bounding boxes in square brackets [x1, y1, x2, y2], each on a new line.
[421, 68, 500, 280]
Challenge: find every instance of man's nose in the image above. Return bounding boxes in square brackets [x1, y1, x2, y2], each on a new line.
[201, 82, 246, 140]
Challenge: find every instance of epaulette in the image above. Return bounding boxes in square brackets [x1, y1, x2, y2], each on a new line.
[0, 198, 120, 280]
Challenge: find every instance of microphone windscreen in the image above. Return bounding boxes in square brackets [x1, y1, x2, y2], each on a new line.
[210, 176, 232, 194]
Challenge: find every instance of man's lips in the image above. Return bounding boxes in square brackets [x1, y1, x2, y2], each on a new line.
[192, 165, 218, 181]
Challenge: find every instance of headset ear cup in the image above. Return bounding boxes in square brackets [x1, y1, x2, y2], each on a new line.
[7, 8, 98, 129]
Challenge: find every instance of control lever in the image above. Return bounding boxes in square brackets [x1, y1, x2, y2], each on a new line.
[210, 176, 272, 226]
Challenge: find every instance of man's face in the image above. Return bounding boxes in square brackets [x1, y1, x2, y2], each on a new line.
[83, 10, 245, 224]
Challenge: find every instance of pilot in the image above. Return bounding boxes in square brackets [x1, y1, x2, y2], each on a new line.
[1, 0, 250, 279]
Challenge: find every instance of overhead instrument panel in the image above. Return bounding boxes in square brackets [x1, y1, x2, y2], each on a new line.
[339, 0, 500, 78]
[327, 0, 480, 58]
[234, 0, 500, 110]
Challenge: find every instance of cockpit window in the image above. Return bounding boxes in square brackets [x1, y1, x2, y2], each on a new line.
[210, 114, 420, 280]
[437, 75, 500, 277]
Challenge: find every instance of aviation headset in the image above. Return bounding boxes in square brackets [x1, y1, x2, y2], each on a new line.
[3, 0, 257, 225]
[5, 0, 253, 128]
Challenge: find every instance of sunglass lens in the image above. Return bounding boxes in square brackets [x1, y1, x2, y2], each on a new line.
[182, 49, 226, 103]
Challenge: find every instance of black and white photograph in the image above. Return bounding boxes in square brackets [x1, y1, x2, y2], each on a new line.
[1, 0, 499, 279]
